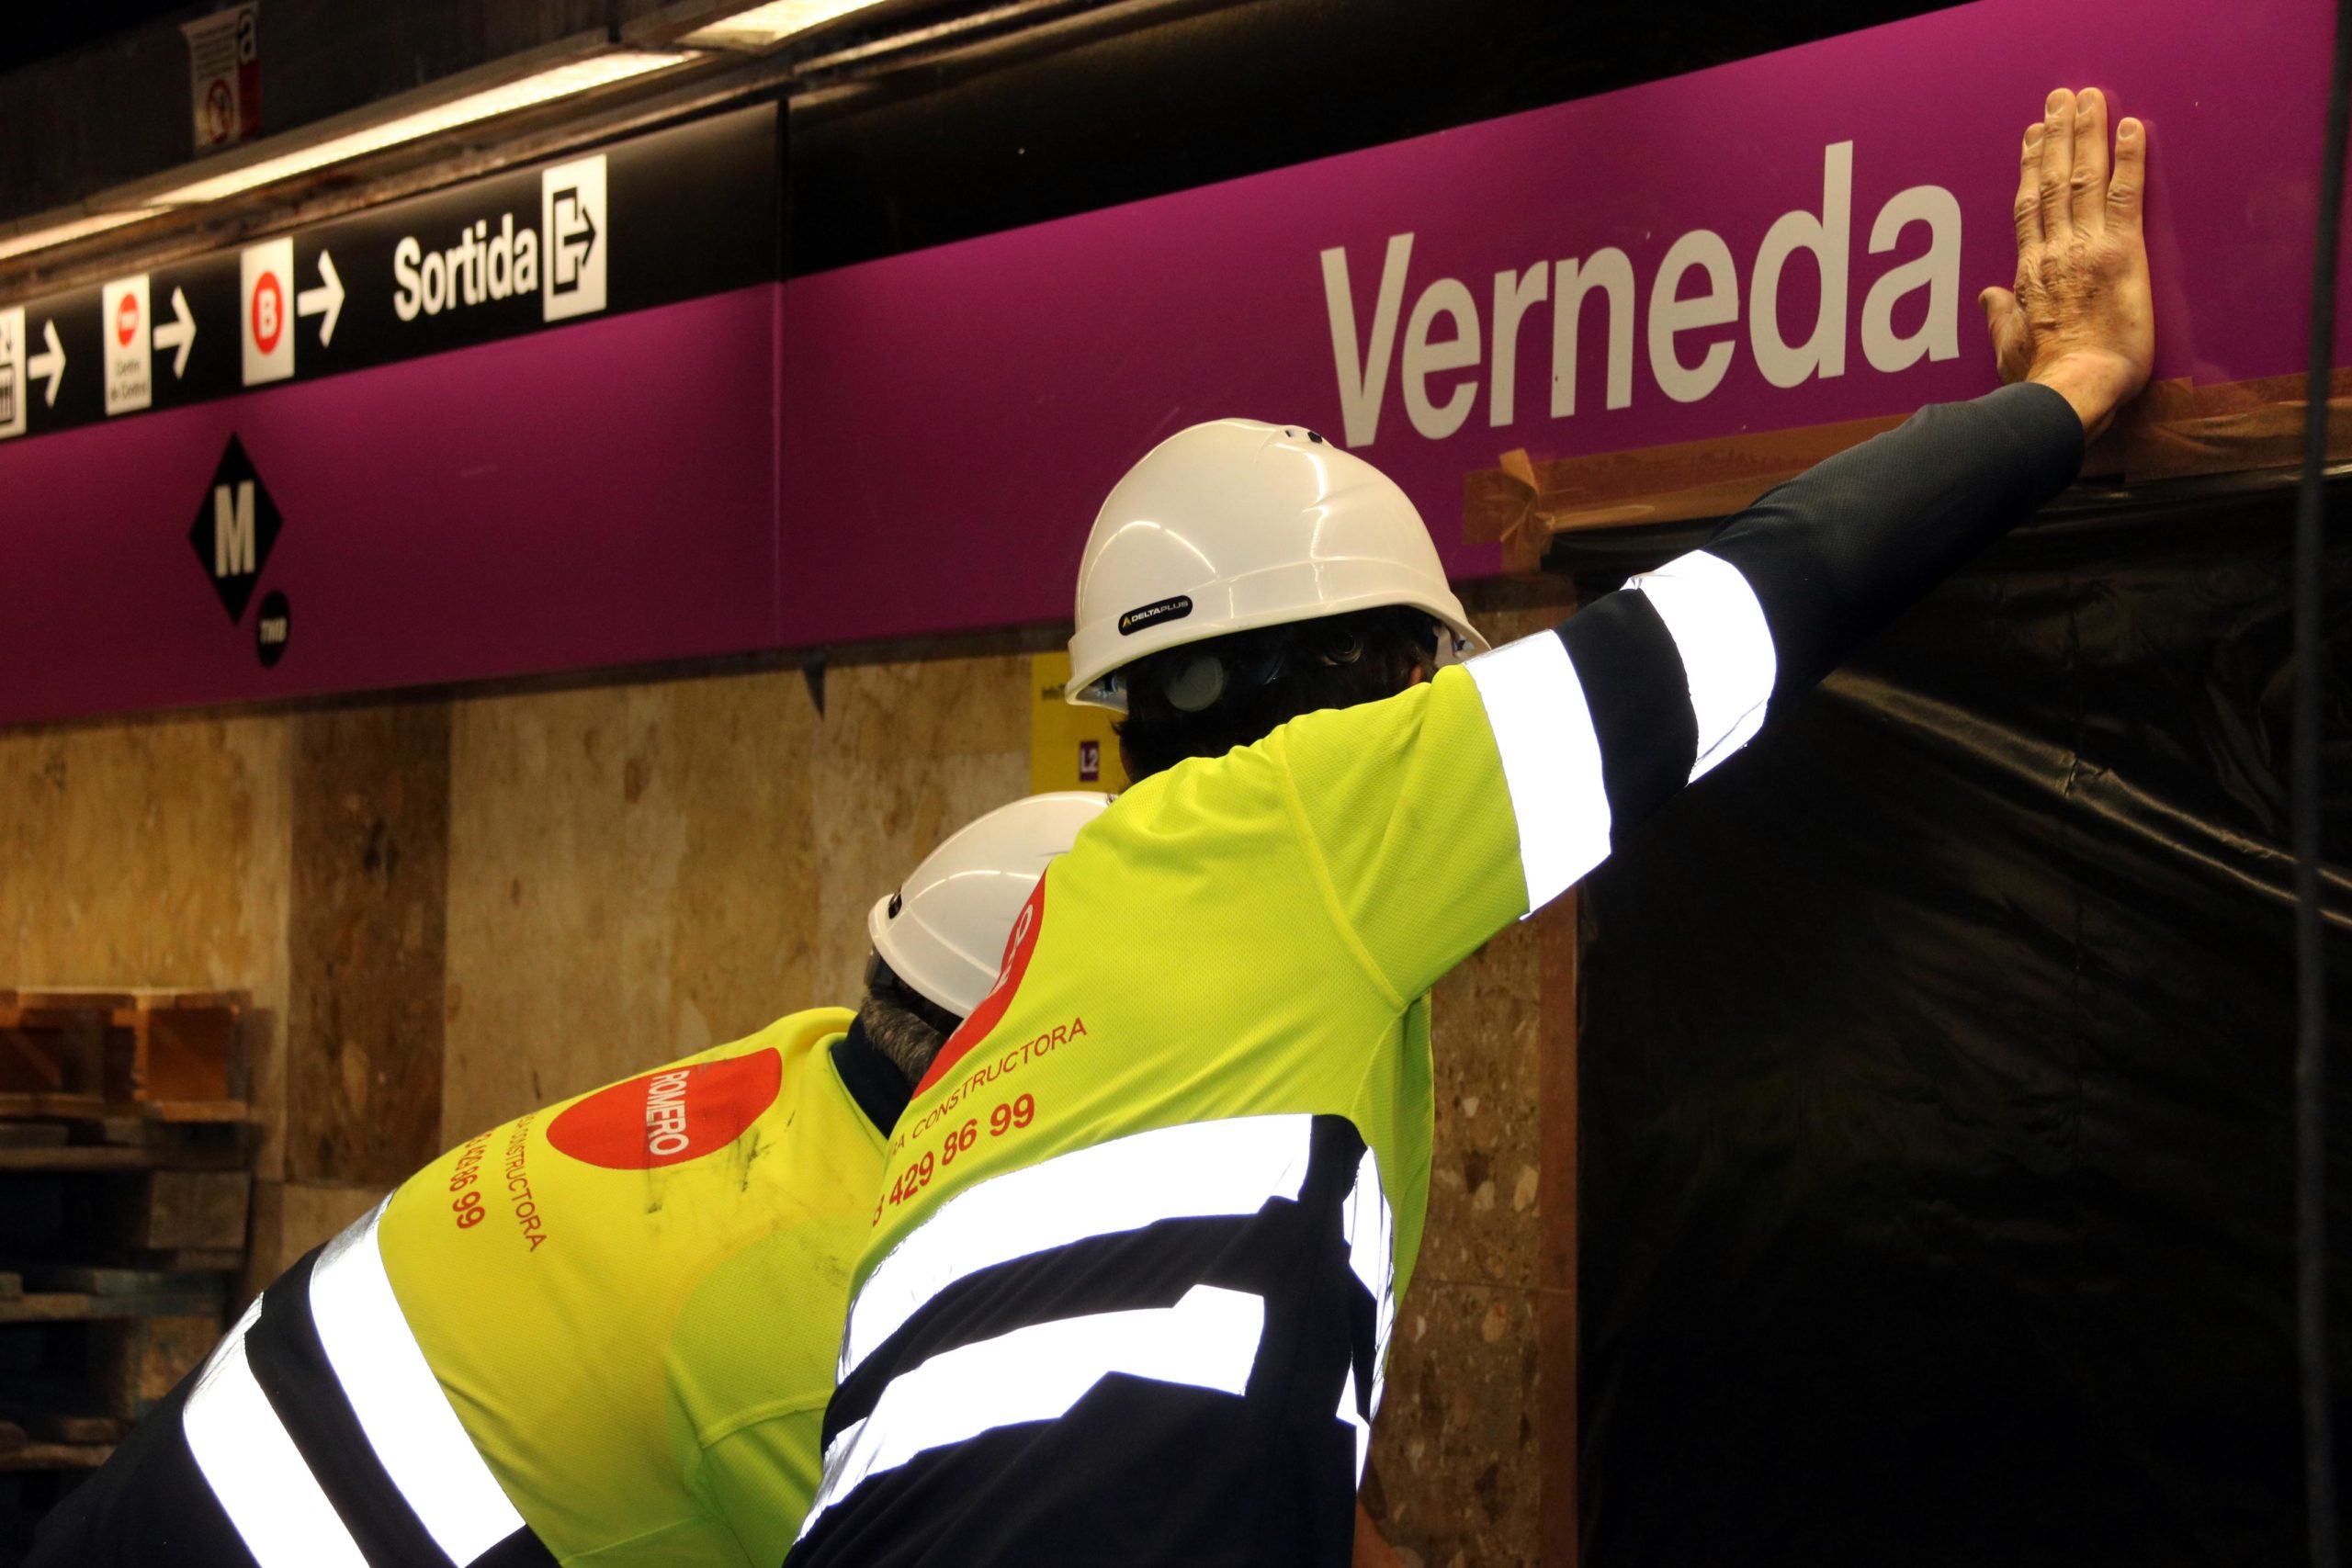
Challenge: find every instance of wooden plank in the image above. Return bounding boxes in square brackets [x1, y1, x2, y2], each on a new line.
[136, 1170, 251, 1250]
[139, 1248, 243, 1273]
[16, 1414, 128, 1444]
[1464, 367, 2352, 565]
[0, 1143, 246, 1173]
[1465, 412, 1908, 568]
[21, 1266, 213, 1296]
[0, 1273, 19, 1302]
[0, 1091, 109, 1121]
[0, 1122, 69, 1148]
[96, 1316, 219, 1419]
[137, 1004, 243, 1104]
[0, 1420, 25, 1453]
[0, 1288, 223, 1323]
[0, 994, 246, 1109]
[141, 1099, 251, 1125]
[8, 991, 137, 1013]
[119, 989, 249, 1012]
[0, 1441, 116, 1472]
[85, 1111, 251, 1148]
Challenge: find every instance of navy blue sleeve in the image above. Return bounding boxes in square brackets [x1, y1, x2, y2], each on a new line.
[1476, 384, 2086, 851]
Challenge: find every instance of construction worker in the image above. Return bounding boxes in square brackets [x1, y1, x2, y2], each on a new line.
[29, 792, 1111, 1568]
[787, 88, 2154, 1564]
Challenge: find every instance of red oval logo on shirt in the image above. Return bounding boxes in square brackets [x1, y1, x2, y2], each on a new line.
[545, 1049, 783, 1169]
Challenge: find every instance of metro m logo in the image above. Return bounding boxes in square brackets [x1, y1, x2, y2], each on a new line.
[187, 434, 282, 623]
[213, 480, 256, 577]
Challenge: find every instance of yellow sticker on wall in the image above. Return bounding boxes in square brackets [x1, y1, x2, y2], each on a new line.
[1030, 650, 1128, 795]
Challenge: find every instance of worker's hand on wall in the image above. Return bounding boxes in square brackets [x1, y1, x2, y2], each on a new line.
[1979, 86, 2155, 444]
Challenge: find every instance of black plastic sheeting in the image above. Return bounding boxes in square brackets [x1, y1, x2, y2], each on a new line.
[1562, 475, 2352, 1566]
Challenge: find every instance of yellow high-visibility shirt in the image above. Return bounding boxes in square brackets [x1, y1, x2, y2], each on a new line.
[378, 1007, 886, 1565]
[789, 670, 1532, 1561]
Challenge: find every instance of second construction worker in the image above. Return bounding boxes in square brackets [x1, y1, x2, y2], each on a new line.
[29, 792, 1111, 1568]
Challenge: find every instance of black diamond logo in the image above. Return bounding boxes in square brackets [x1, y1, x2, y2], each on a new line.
[187, 434, 282, 625]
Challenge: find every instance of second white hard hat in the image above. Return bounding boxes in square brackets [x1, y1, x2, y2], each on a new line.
[867, 791, 1113, 1018]
[1065, 419, 1487, 712]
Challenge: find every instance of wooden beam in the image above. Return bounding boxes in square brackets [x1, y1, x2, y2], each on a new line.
[0, 1441, 117, 1472]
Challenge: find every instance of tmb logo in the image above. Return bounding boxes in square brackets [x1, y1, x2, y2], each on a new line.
[187, 434, 282, 624]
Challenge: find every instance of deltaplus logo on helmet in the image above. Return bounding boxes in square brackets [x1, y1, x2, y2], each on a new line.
[1117, 594, 1193, 636]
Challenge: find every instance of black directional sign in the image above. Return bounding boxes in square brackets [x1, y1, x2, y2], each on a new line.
[0, 102, 780, 446]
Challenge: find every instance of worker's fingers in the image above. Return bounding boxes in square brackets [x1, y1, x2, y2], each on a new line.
[1979, 287, 2023, 381]
[2069, 87, 2110, 231]
[2039, 87, 2077, 240]
[2108, 117, 2147, 233]
[2014, 121, 2046, 250]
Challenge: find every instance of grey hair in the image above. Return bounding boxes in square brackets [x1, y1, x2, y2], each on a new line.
[855, 994, 947, 1086]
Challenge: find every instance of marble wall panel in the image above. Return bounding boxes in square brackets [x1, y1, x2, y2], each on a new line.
[1424, 919, 1546, 1294]
[1372, 1281, 1546, 1568]
[1368, 581, 1577, 1560]
[287, 705, 452, 1185]
[443, 669, 821, 1144]
[807, 651, 1033, 1005]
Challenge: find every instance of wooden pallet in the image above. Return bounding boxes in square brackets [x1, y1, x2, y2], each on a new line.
[0, 991, 255, 1506]
[0, 989, 247, 1110]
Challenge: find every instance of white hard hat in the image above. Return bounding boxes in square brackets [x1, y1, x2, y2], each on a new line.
[1066, 419, 1487, 712]
[866, 791, 1113, 1018]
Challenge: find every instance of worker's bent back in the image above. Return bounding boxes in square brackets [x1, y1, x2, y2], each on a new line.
[31, 1006, 891, 1568]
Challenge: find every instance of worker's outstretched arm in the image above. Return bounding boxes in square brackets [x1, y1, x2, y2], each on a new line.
[1281, 90, 2153, 999]
[1463, 88, 2154, 903]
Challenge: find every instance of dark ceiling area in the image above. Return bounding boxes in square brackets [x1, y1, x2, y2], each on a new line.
[8, 0, 195, 75]
[786, 0, 1959, 272]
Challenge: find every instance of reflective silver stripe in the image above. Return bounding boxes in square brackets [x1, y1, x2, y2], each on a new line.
[183, 1314, 369, 1568]
[1465, 631, 1611, 914]
[1337, 1364, 1371, 1479]
[842, 1113, 1314, 1379]
[1338, 1145, 1395, 1480]
[311, 1199, 528, 1562]
[1624, 549, 1777, 781]
[801, 1283, 1265, 1545]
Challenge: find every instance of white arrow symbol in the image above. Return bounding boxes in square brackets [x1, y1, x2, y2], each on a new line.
[152, 286, 196, 379]
[28, 320, 64, 407]
[297, 250, 343, 346]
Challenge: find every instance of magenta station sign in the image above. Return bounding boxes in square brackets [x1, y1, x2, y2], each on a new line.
[0, 0, 2342, 726]
[783, 0, 2346, 644]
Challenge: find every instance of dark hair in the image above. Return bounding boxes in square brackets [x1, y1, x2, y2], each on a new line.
[1114, 604, 1442, 781]
[858, 953, 965, 1086]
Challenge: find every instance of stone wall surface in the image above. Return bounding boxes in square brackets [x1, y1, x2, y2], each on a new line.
[444, 671, 822, 1141]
